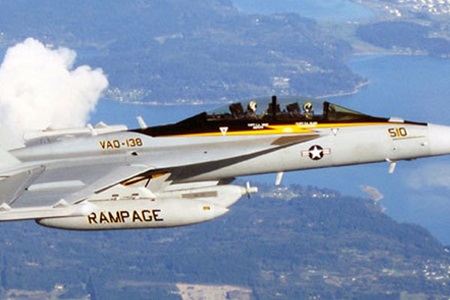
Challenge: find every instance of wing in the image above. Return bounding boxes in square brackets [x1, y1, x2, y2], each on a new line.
[0, 133, 318, 224]
[0, 163, 152, 221]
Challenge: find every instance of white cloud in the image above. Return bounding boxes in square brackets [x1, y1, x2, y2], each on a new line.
[0, 38, 108, 136]
[407, 162, 450, 190]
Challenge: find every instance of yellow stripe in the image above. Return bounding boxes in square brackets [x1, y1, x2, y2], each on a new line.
[173, 126, 315, 137]
[168, 121, 413, 137]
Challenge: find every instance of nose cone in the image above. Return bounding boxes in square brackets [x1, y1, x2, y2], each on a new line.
[428, 124, 450, 156]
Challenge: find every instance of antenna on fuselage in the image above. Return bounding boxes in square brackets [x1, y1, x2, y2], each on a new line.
[137, 116, 148, 129]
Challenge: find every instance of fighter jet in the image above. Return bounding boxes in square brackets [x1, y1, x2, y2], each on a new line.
[0, 95, 449, 230]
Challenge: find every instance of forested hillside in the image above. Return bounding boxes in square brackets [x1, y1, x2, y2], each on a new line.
[0, 184, 448, 299]
[0, 0, 361, 102]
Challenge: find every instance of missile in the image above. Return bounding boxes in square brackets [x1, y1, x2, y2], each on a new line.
[37, 198, 229, 230]
[23, 123, 128, 145]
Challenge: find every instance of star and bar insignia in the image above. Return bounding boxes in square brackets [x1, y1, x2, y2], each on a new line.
[301, 145, 331, 160]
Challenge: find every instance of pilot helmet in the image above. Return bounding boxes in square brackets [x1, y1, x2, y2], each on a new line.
[303, 101, 313, 112]
[248, 100, 258, 112]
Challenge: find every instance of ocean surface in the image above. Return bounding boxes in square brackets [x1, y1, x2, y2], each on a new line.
[91, 55, 450, 244]
[329, 55, 450, 244]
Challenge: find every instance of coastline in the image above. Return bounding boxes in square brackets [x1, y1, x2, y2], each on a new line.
[103, 49, 443, 106]
[321, 49, 435, 100]
[319, 80, 369, 100]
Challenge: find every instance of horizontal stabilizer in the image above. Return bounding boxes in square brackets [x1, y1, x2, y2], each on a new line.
[0, 166, 44, 205]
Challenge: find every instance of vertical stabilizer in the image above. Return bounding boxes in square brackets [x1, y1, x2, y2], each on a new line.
[0, 127, 24, 150]
[0, 147, 21, 169]
[0, 127, 23, 169]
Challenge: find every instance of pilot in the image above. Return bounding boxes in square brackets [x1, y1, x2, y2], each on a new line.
[246, 100, 258, 118]
[303, 101, 314, 120]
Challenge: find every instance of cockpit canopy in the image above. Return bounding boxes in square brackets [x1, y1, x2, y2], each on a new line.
[203, 96, 376, 123]
[140, 95, 392, 137]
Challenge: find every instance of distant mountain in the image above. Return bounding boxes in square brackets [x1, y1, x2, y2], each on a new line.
[0, 0, 362, 102]
[0, 184, 448, 299]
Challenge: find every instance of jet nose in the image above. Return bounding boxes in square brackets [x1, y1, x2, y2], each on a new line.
[428, 123, 450, 156]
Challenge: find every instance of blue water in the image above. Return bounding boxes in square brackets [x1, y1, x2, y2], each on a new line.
[330, 55, 450, 244]
[231, 0, 373, 20]
[336, 55, 450, 124]
[90, 55, 450, 244]
[308, 55, 450, 244]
